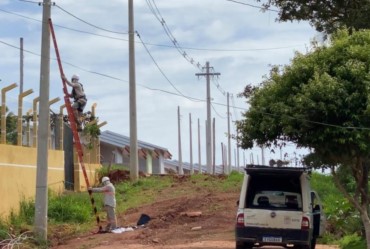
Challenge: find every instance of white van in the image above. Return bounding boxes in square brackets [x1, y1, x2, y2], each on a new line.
[235, 165, 326, 249]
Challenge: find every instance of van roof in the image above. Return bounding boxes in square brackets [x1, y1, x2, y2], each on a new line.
[244, 165, 310, 177]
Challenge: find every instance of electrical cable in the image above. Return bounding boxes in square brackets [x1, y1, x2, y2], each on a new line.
[136, 31, 203, 102]
[54, 4, 129, 35]
[226, 0, 279, 12]
[0, 7, 304, 52]
[3, 38, 368, 131]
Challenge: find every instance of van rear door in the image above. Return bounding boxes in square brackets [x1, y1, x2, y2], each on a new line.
[244, 208, 303, 229]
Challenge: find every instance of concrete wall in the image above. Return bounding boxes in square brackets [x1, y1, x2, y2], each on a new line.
[0, 144, 101, 218]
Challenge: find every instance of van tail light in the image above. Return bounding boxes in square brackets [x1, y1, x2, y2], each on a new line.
[236, 213, 245, 227]
[301, 216, 310, 230]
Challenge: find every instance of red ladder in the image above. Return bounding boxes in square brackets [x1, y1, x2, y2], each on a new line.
[48, 18, 102, 232]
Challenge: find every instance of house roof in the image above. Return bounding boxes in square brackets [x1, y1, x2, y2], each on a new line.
[100, 130, 172, 159]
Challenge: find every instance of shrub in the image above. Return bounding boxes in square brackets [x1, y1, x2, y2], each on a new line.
[339, 233, 366, 249]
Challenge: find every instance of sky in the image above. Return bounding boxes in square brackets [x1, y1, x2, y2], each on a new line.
[0, 0, 320, 167]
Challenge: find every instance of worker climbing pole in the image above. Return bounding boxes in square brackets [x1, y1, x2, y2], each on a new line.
[48, 18, 103, 232]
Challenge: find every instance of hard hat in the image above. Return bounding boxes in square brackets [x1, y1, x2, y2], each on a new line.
[101, 176, 110, 183]
[71, 74, 80, 81]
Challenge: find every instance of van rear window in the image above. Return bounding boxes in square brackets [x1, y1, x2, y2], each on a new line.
[245, 174, 302, 211]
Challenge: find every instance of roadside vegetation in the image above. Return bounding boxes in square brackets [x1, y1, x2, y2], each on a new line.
[0, 168, 366, 248]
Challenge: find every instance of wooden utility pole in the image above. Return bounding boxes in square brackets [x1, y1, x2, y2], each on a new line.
[34, 0, 51, 240]
[128, 0, 139, 181]
[195, 62, 220, 173]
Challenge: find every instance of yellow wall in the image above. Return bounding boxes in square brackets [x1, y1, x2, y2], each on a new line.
[0, 144, 101, 219]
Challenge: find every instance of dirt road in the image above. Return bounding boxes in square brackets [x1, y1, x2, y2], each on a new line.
[51, 175, 338, 249]
[75, 239, 339, 249]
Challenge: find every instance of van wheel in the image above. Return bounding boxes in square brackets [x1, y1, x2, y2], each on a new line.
[311, 237, 317, 249]
[293, 237, 316, 249]
[235, 242, 253, 249]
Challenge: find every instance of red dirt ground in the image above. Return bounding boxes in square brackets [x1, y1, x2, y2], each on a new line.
[50, 174, 338, 249]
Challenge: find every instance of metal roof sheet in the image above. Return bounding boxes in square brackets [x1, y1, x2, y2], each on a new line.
[100, 130, 172, 157]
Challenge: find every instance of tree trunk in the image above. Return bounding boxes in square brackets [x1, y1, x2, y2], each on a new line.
[361, 210, 370, 249]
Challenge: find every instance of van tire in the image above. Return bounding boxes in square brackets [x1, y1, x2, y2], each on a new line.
[235, 242, 253, 249]
[293, 237, 316, 249]
[311, 237, 317, 249]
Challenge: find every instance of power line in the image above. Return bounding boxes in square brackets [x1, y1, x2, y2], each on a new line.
[0, 8, 128, 41]
[136, 31, 202, 102]
[54, 4, 129, 35]
[145, 0, 203, 71]
[0, 38, 208, 104]
[2, 31, 369, 131]
[0, 7, 305, 52]
[226, 0, 279, 12]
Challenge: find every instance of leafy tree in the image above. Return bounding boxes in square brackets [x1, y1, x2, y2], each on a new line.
[236, 29, 370, 247]
[0, 106, 17, 145]
[6, 112, 17, 145]
[256, 0, 370, 36]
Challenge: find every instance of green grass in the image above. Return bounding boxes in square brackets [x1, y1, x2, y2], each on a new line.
[115, 175, 174, 211]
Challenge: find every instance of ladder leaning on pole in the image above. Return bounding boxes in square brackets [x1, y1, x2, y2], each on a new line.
[48, 18, 103, 232]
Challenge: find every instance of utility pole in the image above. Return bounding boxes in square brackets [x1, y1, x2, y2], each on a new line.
[20, 37, 24, 94]
[198, 118, 201, 174]
[237, 143, 240, 169]
[128, 0, 138, 181]
[189, 113, 193, 174]
[195, 62, 220, 173]
[178, 106, 183, 174]
[212, 117, 215, 174]
[221, 142, 225, 174]
[34, 0, 51, 240]
[243, 150, 246, 167]
[227, 92, 231, 174]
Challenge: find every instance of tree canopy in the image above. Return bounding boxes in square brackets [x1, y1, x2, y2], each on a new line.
[237, 29, 370, 164]
[236, 29, 370, 246]
[256, 0, 370, 36]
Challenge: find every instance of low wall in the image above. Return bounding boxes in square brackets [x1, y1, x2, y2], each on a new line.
[0, 144, 101, 219]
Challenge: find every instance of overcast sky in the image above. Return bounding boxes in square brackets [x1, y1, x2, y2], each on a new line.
[0, 0, 319, 167]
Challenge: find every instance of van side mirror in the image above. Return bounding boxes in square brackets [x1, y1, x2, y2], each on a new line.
[236, 200, 240, 206]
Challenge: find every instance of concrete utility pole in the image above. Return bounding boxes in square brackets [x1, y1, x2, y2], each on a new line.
[237, 142, 240, 169]
[189, 113, 193, 174]
[212, 117, 215, 174]
[227, 92, 231, 174]
[197, 118, 201, 174]
[177, 106, 183, 174]
[128, 0, 139, 181]
[20, 37, 24, 94]
[195, 62, 220, 173]
[34, 0, 51, 240]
